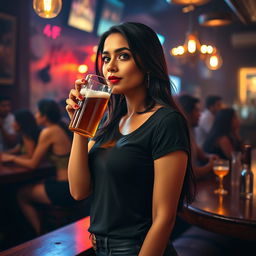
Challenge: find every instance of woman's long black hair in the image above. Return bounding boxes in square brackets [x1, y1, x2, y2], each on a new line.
[38, 98, 73, 140]
[14, 109, 40, 143]
[94, 22, 195, 209]
[203, 108, 241, 152]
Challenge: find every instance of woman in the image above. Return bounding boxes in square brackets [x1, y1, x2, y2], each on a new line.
[5, 109, 40, 157]
[66, 22, 195, 256]
[203, 108, 243, 160]
[2, 99, 74, 235]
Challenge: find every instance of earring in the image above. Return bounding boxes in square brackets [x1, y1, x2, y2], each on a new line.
[147, 72, 150, 88]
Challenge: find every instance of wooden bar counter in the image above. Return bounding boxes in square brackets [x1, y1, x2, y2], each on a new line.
[0, 217, 94, 256]
[179, 150, 256, 240]
[0, 161, 55, 184]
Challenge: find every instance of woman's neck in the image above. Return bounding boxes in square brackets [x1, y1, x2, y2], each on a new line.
[44, 121, 56, 128]
[124, 88, 147, 116]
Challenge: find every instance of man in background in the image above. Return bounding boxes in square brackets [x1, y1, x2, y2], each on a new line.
[177, 94, 218, 178]
[195, 95, 222, 147]
[0, 96, 17, 150]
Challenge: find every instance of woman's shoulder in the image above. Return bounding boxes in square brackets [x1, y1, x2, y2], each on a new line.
[145, 106, 187, 136]
[153, 106, 184, 122]
[36, 127, 52, 143]
[39, 125, 60, 139]
[50, 125, 71, 139]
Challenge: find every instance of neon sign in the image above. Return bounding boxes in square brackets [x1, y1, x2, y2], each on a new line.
[43, 24, 61, 39]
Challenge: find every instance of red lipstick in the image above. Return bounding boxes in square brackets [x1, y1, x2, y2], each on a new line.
[108, 76, 122, 84]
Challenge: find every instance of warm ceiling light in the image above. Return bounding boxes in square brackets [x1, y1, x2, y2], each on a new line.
[169, 0, 210, 6]
[207, 45, 214, 54]
[78, 64, 88, 74]
[170, 31, 220, 69]
[170, 4, 223, 70]
[187, 34, 198, 53]
[199, 12, 233, 27]
[33, 0, 62, 19]
[205, 51, 223, 70]
[200, 45, 208, 54]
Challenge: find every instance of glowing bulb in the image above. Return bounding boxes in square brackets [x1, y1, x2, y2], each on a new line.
[206, 52, 223, 70]
[210, 55, 218, 67]
[207, 45, 214, 54]
[201, 45, 208, 54]
[171, 48, 178, 56]
[177, 46, 185, 55]
[78, 64, 88, 74]
[33, 0, 62, 19]
[188, 39, 196, 53]
[44, 0, 51, 11]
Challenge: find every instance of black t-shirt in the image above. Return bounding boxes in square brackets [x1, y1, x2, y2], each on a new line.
[88, 107, 190, 239]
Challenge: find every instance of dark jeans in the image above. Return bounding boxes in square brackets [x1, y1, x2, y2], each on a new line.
[93, 234, 178, 256]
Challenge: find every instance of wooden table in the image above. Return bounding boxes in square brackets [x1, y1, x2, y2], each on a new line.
[0, 162, 55, 184]
[179, 150, 256, 241]
[0, 216, 94, 256]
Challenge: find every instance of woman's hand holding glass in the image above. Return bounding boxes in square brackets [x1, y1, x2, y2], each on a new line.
[67, 75, 111, 138]
[65, 78, 87, 120]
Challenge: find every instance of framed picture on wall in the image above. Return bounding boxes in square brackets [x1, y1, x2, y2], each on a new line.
[239, 67, 256, 104]
[0, 13, 16, 85]
[68, 0, 97, 32]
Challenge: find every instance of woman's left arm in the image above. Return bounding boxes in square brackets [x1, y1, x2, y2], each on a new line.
[2, 129, 51, 169]
[138, 150, 188, 256]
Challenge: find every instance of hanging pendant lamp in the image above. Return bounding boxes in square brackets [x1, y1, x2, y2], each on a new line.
[33, 0, 62, 19]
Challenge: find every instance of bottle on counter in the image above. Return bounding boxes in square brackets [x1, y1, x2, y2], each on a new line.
[240, 144, 254, 199]
[231, 151, 242, 187]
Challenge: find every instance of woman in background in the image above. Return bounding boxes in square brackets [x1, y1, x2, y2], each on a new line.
[203, 108, 243, 160]
[5, 109, 40, 158]
[2, 99, 74, 235]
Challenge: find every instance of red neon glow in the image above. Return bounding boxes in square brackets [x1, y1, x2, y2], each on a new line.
[75, 217, 92, 252]
[43, 24, 61, 39]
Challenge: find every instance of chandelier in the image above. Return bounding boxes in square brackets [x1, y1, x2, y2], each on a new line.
[170, 5, 223, 70]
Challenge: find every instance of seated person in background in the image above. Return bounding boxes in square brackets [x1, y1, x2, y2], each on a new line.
[171, 94, 219, 241]
[2, 98, 76, 235]
[177, 94, 218, 179]
[203, 108, 243, 160]
[173, 108, 246, 256]
[0, 96, 17, 150]
[5, 109, 40, 158]
[195, 95, 222, 147]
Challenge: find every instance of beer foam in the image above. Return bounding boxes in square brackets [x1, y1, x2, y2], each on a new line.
[80, 88, 110, 98]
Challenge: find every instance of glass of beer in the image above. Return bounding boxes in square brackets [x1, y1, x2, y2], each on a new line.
[69, 74, 112, 138]
[213, 159, 230, 195]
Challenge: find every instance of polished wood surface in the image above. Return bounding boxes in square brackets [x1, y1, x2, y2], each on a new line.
[0, 216, 94, 256]
[180, 149, 256, 240]
[0, 162, 54, 184]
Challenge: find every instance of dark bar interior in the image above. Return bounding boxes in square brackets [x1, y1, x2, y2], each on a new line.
[0, 0, 256, 255]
